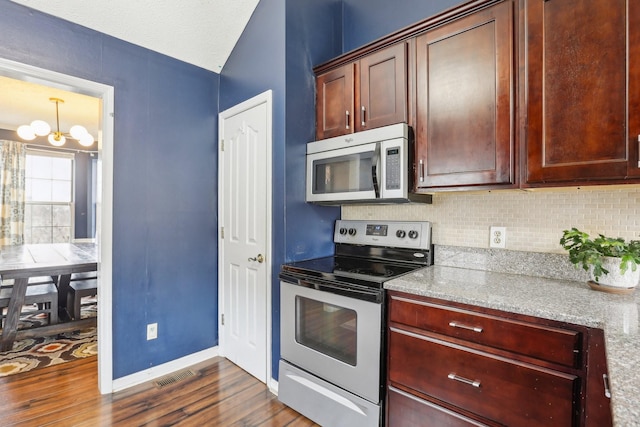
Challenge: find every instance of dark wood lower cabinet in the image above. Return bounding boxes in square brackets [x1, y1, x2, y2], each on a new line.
[386, 291, 612, 427]
[387, 386, 494, 427]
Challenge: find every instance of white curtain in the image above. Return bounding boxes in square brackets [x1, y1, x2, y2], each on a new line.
[0, 140, 26, 246]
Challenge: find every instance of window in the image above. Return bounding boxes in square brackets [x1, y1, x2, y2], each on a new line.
[24, 150, 74, 243]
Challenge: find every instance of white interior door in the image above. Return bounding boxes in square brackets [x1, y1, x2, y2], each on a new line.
[219, 91, 272, 383]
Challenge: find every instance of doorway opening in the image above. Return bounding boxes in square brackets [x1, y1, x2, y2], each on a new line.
[0, 58, 114, 393]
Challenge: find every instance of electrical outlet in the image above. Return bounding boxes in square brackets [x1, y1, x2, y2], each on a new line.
[489, 226, 506, 249]
[147, 323, 158, 340]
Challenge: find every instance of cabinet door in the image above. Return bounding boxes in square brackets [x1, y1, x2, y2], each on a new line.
[524, 0, 639, 183]
[357, 43, 408, 132]
[316, 63, 354, 140]
[387, 386, 493, 427]
[415, 1, 514, 189]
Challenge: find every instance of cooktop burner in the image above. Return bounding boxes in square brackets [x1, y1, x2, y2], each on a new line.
[336, 258, 412, 278]
[345, 267, 396, 277]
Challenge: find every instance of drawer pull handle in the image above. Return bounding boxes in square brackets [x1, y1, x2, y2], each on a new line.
[345, 110, 350, 130]
[449, 321, 483, 333]
[448, 373, 481, 388]
[603, 374, 611, 398]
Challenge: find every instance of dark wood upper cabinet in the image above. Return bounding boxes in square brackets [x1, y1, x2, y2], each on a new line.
[523, 0, 640, 184]
[315, 0, 639, 189]
[358, 43, 408, 132]
[415, 1, 515, 189]
[315, 64, 355, 140]
[315, 43, 408, 140]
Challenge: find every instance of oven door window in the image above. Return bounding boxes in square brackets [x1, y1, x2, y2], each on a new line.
[312, 151, 374, 195]
[295, 296, 357, 366]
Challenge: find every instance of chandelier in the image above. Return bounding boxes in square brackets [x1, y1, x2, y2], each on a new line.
[16, 97, 95, 147]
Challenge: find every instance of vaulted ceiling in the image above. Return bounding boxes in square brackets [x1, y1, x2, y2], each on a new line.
[3, 0, 260, 141]
[9, 0, 260, 72]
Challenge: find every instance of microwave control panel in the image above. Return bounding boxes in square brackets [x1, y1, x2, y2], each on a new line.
[385, 147, 401, 190]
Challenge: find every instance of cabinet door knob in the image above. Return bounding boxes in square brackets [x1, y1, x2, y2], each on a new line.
[345, 110, 350, 130]
[361, 105, 366, 127]
[419, 159, 424, 182]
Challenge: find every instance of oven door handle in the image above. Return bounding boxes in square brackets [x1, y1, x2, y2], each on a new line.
[279, 272, 382, 303]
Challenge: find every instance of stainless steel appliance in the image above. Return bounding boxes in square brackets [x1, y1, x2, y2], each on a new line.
[278, 219, 433, 427]
[305, 123, 431, 204]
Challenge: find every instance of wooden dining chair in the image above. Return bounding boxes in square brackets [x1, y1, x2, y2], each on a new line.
[0, 276, 59, 329]
[66, 271, 98, 321]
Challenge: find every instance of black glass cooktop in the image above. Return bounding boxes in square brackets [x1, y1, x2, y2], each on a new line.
[281, 255, 419, 285]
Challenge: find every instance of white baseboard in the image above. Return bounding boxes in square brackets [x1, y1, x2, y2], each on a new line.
[269, 378, 279, 395]
[112, 346, 219, 392]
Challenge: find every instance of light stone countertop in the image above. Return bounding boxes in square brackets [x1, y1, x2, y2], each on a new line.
[384, 263, 640, 427]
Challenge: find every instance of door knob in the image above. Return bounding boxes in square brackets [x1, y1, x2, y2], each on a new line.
[248, 254, 264, 263]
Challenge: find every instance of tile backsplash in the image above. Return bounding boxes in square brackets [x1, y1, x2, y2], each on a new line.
[342, 186, 640, 254]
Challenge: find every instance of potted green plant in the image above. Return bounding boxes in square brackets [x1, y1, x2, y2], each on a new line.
[560, 228, 640, 291]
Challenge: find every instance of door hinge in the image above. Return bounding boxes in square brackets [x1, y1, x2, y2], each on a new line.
[220, 227, 224, 239]
[221, 314, 225, 326]
[220, 139, 224, 151]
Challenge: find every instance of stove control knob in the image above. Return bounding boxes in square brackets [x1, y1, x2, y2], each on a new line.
[396, 230, 406, 238]
[408, 230, 419, 239]
[348, 228, 357, 236]
[339, 227, 348, 235]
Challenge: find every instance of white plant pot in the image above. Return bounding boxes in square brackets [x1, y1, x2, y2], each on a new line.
[589, 256, 640, 289]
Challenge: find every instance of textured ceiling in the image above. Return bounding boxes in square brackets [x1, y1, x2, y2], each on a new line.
[9, 0, 260, 72]
[2, 0, 260, 142]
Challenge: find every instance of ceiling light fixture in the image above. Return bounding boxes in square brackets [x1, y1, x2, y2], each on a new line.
[16, 97, 95, 147]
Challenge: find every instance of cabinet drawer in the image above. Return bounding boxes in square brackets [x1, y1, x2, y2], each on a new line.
[387, 385, 492, 427]
[389, 328, 579, 427]
[389, 294, 582, 368]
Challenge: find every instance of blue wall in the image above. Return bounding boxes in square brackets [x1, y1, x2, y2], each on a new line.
[342, 0, 465, 52]
[0, 0, 219, 378]
[220, 0, 342, 380]
[220, 0, 468, 381]
[74, 152, 95, 239]
[1, 0, 474, 383]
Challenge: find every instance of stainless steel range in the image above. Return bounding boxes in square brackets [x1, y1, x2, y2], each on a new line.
[278, 219, 433, 427]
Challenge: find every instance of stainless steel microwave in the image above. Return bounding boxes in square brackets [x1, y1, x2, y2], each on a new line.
[306, 123, 431, 204]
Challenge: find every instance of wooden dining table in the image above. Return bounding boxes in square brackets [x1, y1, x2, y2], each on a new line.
[0, 242, 98, 352]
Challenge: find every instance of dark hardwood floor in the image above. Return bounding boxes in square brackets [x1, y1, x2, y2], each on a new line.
[0, 356, 319, 426]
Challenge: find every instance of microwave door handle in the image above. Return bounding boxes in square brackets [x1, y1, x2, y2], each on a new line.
[371, 145, 381, 198]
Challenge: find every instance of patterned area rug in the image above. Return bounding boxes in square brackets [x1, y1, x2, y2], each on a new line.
[0, 302, 97, 377]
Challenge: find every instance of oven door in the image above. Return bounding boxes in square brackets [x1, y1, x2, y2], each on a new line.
[280, 280, 382, 403]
